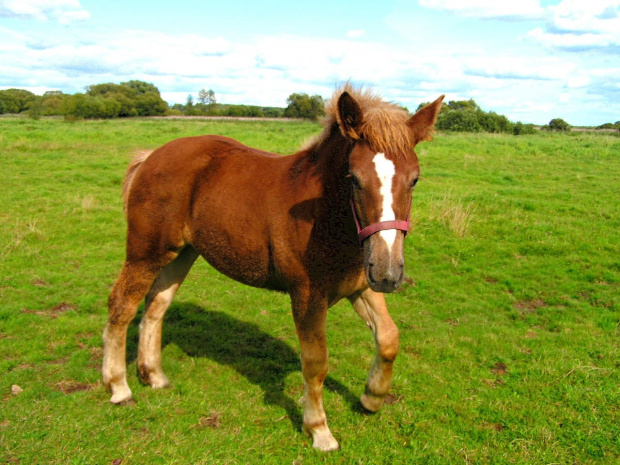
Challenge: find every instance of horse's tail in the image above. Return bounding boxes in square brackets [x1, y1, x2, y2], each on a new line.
[122, 150, 153, 216]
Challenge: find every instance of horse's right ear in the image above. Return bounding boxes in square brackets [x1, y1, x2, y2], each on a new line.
[337, 92, 363, 140]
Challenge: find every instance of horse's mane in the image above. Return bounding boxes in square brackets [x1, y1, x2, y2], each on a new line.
[308, 84, 415, 157]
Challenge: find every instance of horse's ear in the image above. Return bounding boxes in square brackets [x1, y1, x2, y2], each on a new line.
[337, 91, 363, 140]
[408, 95, 445, 146]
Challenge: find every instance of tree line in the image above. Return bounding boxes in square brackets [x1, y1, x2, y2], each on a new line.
[2, 82, 616, 131]
[0, 81, 327, 121]
[0, 81, 169, 120]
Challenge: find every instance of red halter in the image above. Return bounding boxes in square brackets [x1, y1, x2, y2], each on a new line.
[350, 197, 411, 244]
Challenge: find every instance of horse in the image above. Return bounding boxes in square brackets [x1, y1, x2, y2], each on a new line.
[102, 85, 444, 451]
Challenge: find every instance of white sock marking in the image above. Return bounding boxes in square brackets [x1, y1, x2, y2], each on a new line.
[372, 153, 396, 250]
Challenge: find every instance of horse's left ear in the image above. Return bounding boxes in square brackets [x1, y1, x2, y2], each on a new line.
[337, 91, 363, 140]
[408, 95, 445, 146]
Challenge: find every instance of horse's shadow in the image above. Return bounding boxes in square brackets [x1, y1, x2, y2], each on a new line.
[127, 303, 361, 431]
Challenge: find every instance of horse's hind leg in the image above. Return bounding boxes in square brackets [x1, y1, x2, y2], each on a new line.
[103, 261, 161, 404]
[138, 246, 198, 388]
[348, 288, 399, 412]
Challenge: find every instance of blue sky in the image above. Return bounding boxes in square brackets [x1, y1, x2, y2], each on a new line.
[0, 0, 618, 125]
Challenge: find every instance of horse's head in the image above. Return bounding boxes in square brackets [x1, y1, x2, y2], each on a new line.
[336, 89, 444, 293]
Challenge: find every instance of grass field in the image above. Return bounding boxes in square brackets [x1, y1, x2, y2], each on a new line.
[1, 116, 619, 464]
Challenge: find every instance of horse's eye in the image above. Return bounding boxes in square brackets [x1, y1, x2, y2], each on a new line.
[347, 173, 361, 189]
[411, 177, 419, 190]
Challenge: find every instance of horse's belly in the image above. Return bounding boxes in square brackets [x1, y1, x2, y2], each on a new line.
[187, 155, 292, 292]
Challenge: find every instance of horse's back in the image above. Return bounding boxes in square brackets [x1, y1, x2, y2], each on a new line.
[125, 134, 294, 289]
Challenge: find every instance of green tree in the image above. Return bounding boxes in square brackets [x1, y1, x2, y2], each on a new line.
[546, 118, 571, 132]
[198, 88, 216, 105]
[40, 91, 68, 116]
[134, 92, 167, 116]
[447, 99, 481, 112]
[121, 80, 161, 95]
[185, 95, 195, 115]
[436, 110, 482, 132]
[63, 93, 102, 119]
[478, 112, 513, 133]
[86, 83, 119, 96]
[84, 81, 167, 117]
[513, 122, 537, 135]
[206, 89, 216, 105]
[0, 88, 36, 113]
[284, 93, 325, 120]
[226, 105, 249, 117]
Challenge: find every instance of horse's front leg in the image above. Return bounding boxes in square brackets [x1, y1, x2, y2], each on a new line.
[291, 288, 339, 451]
[348, 288, 400, 412]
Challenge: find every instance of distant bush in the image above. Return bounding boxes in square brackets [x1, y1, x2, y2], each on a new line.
[446, 99, 480, 112]
[513, 122, 537, 135]
[479, 112, 514, 133]
[433, 100, 508, 134]
[436, 110, 482, 132]
[263, 107, 284, 118]
[16, 80, 170, 120]
[0, 88, 37, 114]
[545, 118, 571, 132]
[597, 122, 620, 131]
[46, 80, 168, 119]
[284, 93, 325, 120]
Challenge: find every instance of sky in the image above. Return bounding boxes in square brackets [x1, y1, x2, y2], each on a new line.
[0, 0, 618, 126]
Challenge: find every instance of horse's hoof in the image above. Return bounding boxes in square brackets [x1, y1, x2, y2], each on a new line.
[313, 433, 340, 452]
[302, 424, 340, 452]
[113, 397, 136, 406]
[109, 385, 134, 405]
[140, 370, 170, 389]
[360, 392, 384, 413]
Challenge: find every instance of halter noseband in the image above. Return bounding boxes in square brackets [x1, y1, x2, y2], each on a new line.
[350, 197, 411, 244]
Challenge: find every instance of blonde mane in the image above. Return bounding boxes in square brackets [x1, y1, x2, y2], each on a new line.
[311, 84, 415, 157]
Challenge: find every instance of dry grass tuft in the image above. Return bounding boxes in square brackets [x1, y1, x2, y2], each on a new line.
[430, 195, 474, 237]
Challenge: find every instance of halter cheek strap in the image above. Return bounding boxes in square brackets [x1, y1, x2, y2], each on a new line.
[350, 197, 411, 244]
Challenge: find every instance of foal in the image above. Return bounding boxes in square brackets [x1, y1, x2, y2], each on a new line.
[103, 86, 444, 451]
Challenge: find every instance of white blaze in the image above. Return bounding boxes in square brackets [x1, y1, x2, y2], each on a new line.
[372, 153, 396, 249]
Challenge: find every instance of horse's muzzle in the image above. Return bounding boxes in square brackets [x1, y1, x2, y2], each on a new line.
[364, 233, 406, 293]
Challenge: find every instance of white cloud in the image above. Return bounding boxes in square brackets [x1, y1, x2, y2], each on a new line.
[0, 0, 90, 23]
[527, 27, 616, 50]
[419, 0, 620, 52]
[549, 0, 620, 34]
[347, 30, 366, 38]
[419, 0, 545, 20]
[464, 55, 576, 81]
[0, 27, 450, 107]
[567, 75, 591, 88]
[56, 8, 89, 24]
[529, 0, 620, 51]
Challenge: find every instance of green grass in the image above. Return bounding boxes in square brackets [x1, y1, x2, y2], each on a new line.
[1, 117, 619, 464]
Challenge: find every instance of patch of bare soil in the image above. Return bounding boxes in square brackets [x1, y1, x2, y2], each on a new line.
[513, 299, 545, 313]
[55, 380, 98, 394]
[21, 302, 77, 318]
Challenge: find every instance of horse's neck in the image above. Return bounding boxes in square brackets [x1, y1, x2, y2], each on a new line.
[304, 127, 358, 245]
[312, 125, 353, 200]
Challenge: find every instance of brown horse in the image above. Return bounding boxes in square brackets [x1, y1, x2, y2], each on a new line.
[102, 85, 444, 451]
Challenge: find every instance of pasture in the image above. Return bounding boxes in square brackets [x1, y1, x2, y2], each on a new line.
[1, 116, 619, 464]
